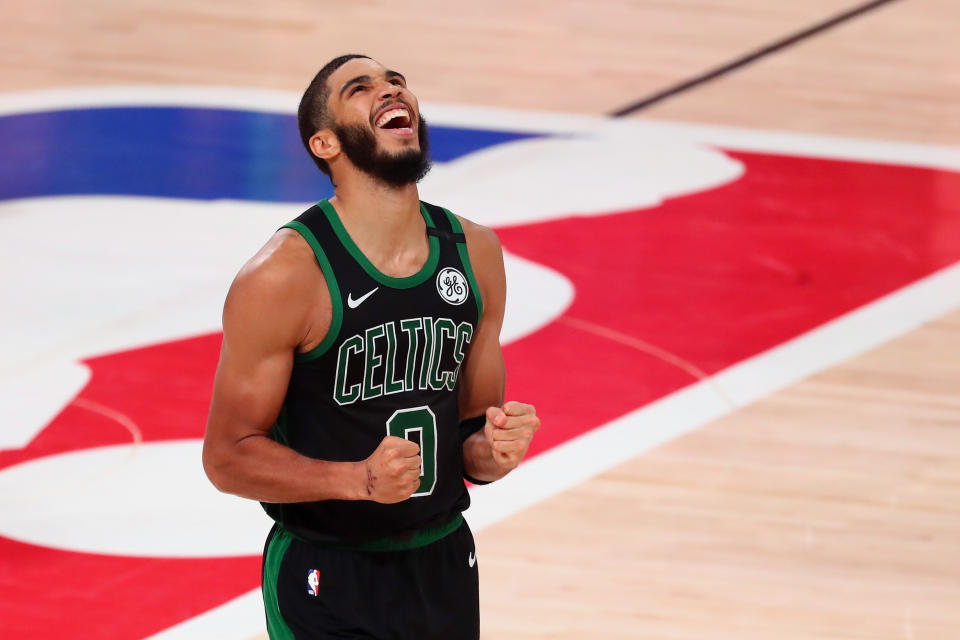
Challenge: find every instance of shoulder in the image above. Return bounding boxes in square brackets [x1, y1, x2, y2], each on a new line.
[453, 214, 502, 267]
[450, 213, 505, 310]
[233, 229, 317, 294]
[225, 228, 325, 325]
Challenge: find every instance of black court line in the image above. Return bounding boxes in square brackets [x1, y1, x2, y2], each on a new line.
[608, 0, 903, 118]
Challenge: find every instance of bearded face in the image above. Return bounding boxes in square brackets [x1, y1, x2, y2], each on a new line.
[331, 114, 432, 188]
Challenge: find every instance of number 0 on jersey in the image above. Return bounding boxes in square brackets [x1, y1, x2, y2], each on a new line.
[386, 406, 438, 496]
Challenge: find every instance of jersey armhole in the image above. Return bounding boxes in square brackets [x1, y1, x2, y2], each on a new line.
[281, 221, 343, 363]
[441, 208, 484, 325]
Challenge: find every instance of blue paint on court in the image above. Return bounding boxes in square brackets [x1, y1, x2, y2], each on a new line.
[0, 107, 542, 202]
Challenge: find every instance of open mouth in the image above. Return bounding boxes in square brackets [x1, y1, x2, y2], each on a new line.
[374, 105, 414, 135]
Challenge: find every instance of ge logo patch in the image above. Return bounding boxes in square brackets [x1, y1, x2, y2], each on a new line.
[436, 267, 468, 305]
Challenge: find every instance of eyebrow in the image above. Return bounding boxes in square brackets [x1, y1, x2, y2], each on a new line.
[339, 70, 407, 97]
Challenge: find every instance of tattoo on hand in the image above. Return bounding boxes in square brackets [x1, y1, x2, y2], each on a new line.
[366, 467, 376, 496]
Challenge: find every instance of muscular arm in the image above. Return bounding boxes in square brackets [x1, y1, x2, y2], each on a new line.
[204, 231, 422, 504]
[202, 231, 367, 503]
[457, 218, 540, 483]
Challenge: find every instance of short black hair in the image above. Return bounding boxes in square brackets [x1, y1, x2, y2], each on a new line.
[297, 54, 371, 177]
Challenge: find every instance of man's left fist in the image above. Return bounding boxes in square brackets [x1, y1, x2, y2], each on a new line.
[484, 401, 541, 471]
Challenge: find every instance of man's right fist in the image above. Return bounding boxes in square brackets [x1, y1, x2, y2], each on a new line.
[361, 436, 422, 503]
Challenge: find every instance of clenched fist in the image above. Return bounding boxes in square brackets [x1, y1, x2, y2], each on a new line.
[362, 436, 422, 503]
[485, 401, 540, 471]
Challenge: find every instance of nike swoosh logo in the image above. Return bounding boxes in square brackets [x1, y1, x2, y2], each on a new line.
[468, 551, 477, 568]
[347, 287, 379, 309]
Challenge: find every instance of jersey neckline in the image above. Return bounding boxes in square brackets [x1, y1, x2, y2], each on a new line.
[318, 199, 440, 289]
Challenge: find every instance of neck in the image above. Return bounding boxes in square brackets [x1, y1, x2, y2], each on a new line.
[331, 170, 421, 230]
[328, 170, 426, 269]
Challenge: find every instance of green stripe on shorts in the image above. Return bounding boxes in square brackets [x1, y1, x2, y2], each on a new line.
[263, 525, 296, 640]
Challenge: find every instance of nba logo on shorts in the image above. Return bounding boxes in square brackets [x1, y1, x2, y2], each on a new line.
[307, 569, 320, 596]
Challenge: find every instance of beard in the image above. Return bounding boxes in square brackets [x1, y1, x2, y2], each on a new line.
[332, 115, 432, 188]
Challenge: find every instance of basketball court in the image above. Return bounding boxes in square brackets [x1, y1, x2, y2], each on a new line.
[1, 1, 958, 638]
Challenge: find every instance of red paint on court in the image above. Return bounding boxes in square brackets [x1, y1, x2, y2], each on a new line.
[2, 151, 959, 638]
[499, 151, 960, 454]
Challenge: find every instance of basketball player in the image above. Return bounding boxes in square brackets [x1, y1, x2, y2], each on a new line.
[202, 54, 541, 639]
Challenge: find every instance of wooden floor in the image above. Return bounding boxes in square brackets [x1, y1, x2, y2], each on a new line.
[480, 310, 960, 639]
[642, 0, 960, 144]
[3, 1, 959, 638]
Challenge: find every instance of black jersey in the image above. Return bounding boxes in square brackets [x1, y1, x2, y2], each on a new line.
[261, 199, 482, 547]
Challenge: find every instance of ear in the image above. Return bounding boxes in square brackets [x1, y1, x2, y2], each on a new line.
[309, 129, 340, 163]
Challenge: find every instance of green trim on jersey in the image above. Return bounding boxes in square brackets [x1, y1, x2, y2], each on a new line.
[319, 199, 440, 289]
[263, 526, 296, 640]
[442, 208, 484, 325]
[282, 220, 343, 363]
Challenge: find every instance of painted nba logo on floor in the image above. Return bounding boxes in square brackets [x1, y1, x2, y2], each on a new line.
[0, 88, 958, 640]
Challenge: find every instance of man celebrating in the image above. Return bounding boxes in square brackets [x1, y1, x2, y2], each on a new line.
[202, 54, 540, 639]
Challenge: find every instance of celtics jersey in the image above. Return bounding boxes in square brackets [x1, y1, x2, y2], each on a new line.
[261, 199, 483, 546]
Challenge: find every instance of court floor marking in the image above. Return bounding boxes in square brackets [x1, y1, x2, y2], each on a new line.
[71, 397, 143, 444]
[144, 259, 960, 640]
[557, 315, 734, 407]
[2, 87, 958, 638]
[1, 86, 958, 173]
[608, 0, 903, 116]
[467, 261, 960, 530]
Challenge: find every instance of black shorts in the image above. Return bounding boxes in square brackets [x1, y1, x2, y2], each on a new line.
[261, 518, 479, 639]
